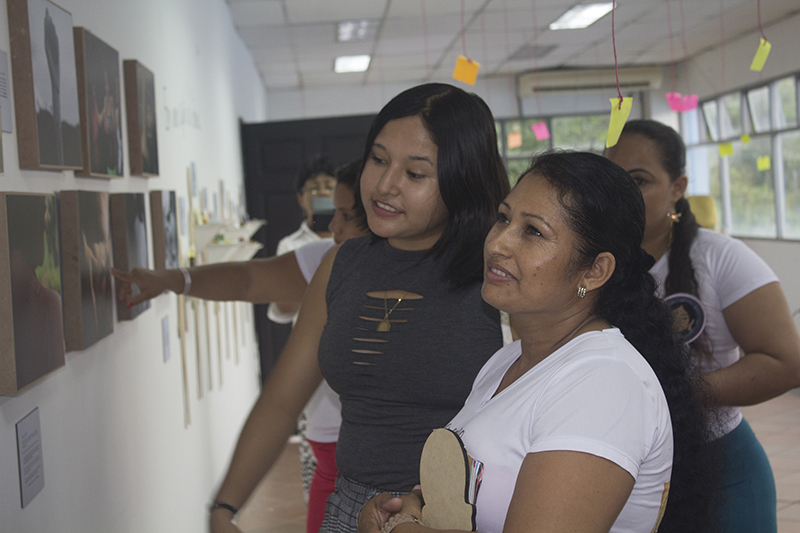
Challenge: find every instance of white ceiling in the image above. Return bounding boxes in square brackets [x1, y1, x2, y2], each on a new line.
[226, 0, 800, 91]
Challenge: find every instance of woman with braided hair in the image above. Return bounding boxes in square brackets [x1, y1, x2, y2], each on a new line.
[606, 120, 800, 532]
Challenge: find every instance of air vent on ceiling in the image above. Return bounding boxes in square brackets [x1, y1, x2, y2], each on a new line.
[517, 66, 663, 95]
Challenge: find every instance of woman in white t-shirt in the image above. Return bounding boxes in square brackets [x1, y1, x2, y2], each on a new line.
[358, 152, 716, 533]
[606, 120, 800, 533]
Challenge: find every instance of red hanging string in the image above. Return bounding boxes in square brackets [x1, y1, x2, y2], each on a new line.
[666, 0, 676, 93]
[678, 0, 691, 94]
[611, 0, 623, 108]
[757, 0, 767, 41]
[421, 0, 431, 81]
[532, 0, 543, 117]
[461, 0, 467, 57]
[719, 0, 725, 89]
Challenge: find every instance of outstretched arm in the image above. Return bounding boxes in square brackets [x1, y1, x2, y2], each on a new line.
[112, 251, 307, 306]
[210, 247, 338, 532]
[704, 282, 800, 406]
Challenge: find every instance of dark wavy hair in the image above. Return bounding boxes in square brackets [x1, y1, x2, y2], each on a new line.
[355, 83, 510, 288]
[618, 120, 712, 362]
[296, 155, 336, 192]
[520, 151, 718, 532]
[335, 159, 368, 231]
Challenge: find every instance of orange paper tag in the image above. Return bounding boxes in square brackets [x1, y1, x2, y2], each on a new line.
[757, 155, 771, 171]
[741, 134, 751, 145]
[606, 97, 633, 148]
[750, 38, 771, 72]
[718, 143, 734, 157]
[507, 132, 522, 149]
[452, 55, 480, 86]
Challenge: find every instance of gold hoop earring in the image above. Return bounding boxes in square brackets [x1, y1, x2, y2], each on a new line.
[577, 286, 587, 299]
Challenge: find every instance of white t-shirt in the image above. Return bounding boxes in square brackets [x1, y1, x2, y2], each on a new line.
[649, 228, 778, 436]
[267, 220, 323, 324]
[447, 329, 673, 533]
[294, 238, 341, 442]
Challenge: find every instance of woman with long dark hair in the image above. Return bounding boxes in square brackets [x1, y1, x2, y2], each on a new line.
[208, 83, 510, 533]
[606, 120, 800, 532]
[358, 152, 716, 533]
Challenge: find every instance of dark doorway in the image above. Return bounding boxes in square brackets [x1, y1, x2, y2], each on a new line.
[240, 114, 375, 383]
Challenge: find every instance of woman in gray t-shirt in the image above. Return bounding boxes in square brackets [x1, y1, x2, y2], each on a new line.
[210, 83, 510, 533]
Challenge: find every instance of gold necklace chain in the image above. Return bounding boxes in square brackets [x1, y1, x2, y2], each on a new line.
[378, 292, 408, 332]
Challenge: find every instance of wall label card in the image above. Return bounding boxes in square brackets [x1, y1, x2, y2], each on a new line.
[16, 407, 44, 508]
[162, 315, 171, 363]
[0, 50, 11, 133]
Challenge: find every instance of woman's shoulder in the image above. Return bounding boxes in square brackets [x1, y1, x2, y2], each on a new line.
[690, 228, 776, 282]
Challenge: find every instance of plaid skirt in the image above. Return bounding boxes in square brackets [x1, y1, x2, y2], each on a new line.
[319, 476, 404, 533]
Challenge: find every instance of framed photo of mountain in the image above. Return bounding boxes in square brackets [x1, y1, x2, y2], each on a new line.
[8, 0, 83, 170]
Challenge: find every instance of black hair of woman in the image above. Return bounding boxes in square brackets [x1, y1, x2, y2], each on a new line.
[296, 154, 336, 192]
[521, 151, 719, 532]
[355, 83, 510, 288]
[335, 159, 368, 231]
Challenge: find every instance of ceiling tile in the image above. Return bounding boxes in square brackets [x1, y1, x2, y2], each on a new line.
[238, 25, 290, 48]
[230, 1, 285, 27]
[285, 0, 388, 25]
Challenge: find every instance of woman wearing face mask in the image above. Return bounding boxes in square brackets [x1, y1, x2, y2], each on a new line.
[606, 120, 800, 532]
[208, 83, 510, 533]
[358, 152, 716, 533]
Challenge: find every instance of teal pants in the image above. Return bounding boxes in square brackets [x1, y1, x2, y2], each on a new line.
[715, 419, 777, 533]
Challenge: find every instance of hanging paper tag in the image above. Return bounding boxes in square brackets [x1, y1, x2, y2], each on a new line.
[531, 122, 550, 141]
[750, 38, 771, 72]
[757, 155, 771, 171]
[718, 143, 734, 157]
[741, 134, 751, 145]
[666, 92, 698, 112]
[452, 55, 480, 86]
[681, 94, 699, 111]
[507, 132, 522, 149]
[666, 92, 684, 111]
[606, 97, 633, 148]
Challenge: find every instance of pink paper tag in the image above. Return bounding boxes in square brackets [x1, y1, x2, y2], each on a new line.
[666, 92, 699, 112]
[682, 94, 698, 111]
[531, 122, 550, 141]
[666, 92, 684, 111]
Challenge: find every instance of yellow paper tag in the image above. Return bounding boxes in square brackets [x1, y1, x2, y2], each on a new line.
[718, 143, 734, 157]
[750, 38, 771, 72]
[757, 155, 771, 171]
[452, 55, 480, 86]
[606, 97, 633, 148]
[741, 134, 751, 145]
[507, 132, 522, 149]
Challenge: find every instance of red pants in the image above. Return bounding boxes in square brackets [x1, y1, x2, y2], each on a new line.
[307, 440, 338, 533]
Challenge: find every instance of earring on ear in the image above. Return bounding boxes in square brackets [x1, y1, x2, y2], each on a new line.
[577, 286, 587, 299]
[667, 211, 682, 223]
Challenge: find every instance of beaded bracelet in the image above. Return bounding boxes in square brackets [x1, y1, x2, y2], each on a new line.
[381, 513, 420, 533]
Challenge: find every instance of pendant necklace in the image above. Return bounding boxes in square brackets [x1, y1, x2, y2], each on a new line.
[378, 293, 407, 332]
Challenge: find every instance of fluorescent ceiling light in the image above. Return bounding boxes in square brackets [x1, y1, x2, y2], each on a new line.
[337, 20, 379, 42]
[334, 55, 371, 73]
[549, 3, 614, 30]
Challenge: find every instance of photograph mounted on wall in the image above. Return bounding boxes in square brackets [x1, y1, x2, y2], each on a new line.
[150, 190, 179, 271]
[60, 191, 114, 350]
[8, 0, 83, 171]
[124, 60, 159, 176]
[0, 193, 66, 396]
[74, 27, 123, 178]
[110, 193, 150, 320]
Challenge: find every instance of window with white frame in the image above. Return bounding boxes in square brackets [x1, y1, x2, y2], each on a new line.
[682, 74, 800, 240]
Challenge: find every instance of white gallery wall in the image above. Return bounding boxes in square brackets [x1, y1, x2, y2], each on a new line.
[0, 0, 267, 531]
